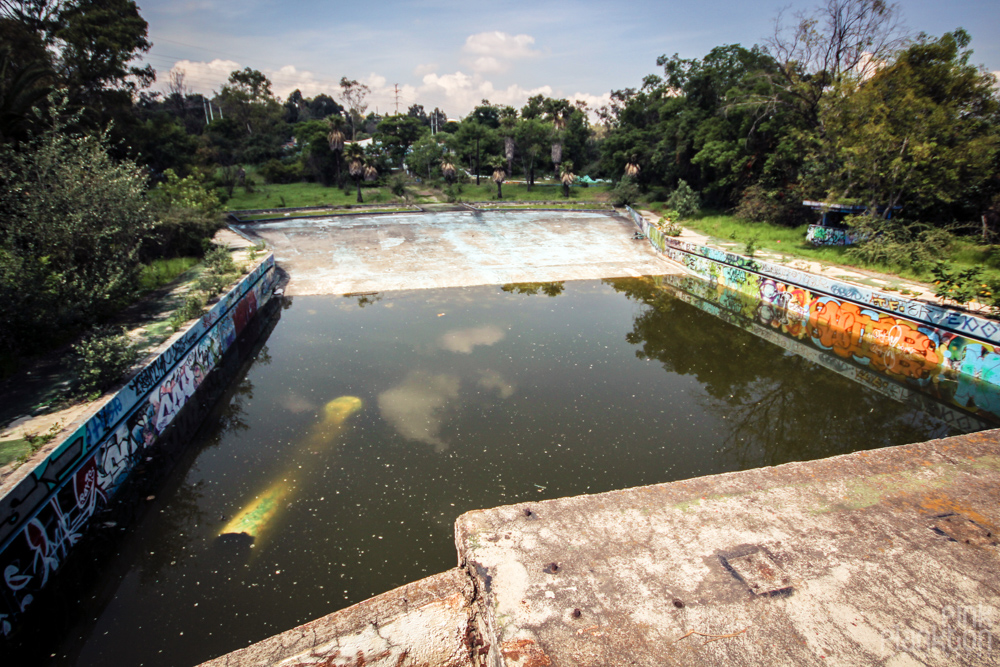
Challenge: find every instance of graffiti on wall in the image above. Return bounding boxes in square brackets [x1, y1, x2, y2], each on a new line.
[626, 207, 1000, 349]
[806, 225, 864, 246]
[657, 273, 1000, 431]
[0, 258, 276, 634]
[627, 211, 1000, 391]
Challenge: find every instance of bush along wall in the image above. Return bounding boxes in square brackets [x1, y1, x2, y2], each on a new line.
[624, 207, 1000, 400]
[0, 255, 277, 636]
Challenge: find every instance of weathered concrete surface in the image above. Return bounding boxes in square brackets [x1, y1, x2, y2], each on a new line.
[237, 210, 682, 296]
[457, 430, 1000, 666]
[200, 568, 475, 667]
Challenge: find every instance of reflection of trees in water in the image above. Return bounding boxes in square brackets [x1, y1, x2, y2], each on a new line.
[345, 292, 382, 308]
[605, 277, 951, 470]
[501, 281, 565, 296]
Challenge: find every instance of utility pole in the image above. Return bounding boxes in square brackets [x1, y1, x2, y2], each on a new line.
[203, 98, 210, 125]
[394, 84, 401, 115]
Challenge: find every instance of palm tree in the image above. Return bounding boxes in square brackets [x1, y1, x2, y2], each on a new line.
[327, 115, 347, 187]
[345, 143, 365, 202]
[490, 157, 506, 199]
[363, 159, 378, 184]
[441, 159, 456, 185]
[560, 161, 575, 198]
[499, 106, 518, 180]
[546, 99, 570, 178]
[624, 154, 640, 178]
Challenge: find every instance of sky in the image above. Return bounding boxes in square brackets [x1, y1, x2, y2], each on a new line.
[137, 0, 1000, 118]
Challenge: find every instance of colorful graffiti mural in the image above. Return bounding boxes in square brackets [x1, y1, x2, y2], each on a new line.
[624, 206, 1000, 392]
[806, 225, 864, 246]
[655, 273, 999, 432]
[625, 205, 1000, 349]
[0, 256, 277, 635]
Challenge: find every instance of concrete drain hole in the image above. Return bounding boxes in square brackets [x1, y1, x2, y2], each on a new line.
[719, 546, 793, 597]
[931, 513, 998, 547]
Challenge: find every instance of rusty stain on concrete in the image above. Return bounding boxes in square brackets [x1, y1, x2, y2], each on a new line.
[236, 211, 683, 296]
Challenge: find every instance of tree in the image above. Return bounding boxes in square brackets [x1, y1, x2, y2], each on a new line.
[406, 133, 445, 179]
[344, 142, 365, 202]
[820, 29, 1000, 221]
[763, 0, 906, 126]
[514, 116, 552, 189]
[545, 98, 572, 177]
[499, 105, 517, 177]
[215, 68, 285, 163]
[375, 114, 426, 167]
[339, 77, 370, 140]
[560, 161, 575, 197]
[450, 119, 495, 185]
[327, 114, 347, 186]
[490, 156, 506, 199]
[0, 103, 154, 359]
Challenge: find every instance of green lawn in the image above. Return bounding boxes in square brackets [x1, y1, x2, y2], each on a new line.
[237, 207, 417, 221]
[667, 210, 1000, 285]
[453, 182, 612, 203]
[222, 182, 398, 211]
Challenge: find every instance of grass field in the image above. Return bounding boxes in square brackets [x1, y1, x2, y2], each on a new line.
[455, 181, 612, 202]
[669, 211, 1000, 284]
[222, 182, 399, 210]
[138, 257, 200, 292]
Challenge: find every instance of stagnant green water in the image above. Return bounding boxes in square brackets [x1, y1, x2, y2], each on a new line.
[19, 278, 996, 666]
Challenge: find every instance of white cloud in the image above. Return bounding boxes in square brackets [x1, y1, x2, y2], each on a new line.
[378, 372, 460, 452]
[164, 59, 241, 95]
[440, 325, 505, 354]
[462, 32, 541, 73]
[420, 70, 552, 116]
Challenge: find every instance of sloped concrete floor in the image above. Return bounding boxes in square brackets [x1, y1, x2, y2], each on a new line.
[236, 210, 682, 296]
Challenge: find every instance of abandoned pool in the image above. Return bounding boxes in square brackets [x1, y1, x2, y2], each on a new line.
[15, 274, 999, 666]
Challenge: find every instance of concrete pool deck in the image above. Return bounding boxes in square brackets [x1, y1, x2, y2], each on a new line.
[203, 429, 1000, 667]
[235, 210, 684, 296]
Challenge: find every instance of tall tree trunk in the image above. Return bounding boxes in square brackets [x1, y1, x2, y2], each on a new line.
[497, 181, 502, 199]
[356, 177, 363, 203]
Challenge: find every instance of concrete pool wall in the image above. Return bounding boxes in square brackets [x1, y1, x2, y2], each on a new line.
[624, 206, 1000, 392]
[0, 255, 278, 636]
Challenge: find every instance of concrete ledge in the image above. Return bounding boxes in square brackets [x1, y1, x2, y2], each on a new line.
[200, 569, 475, 667]
[457, 430, 1000, 666]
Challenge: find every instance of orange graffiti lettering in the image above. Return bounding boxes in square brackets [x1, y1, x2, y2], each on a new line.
[808, 299, 939, 379]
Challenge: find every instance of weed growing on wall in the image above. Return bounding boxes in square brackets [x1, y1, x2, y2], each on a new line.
[14, 422, 63, 467]
[72, 327, 141, 400]
[169, 244, 244, 332]
[932, 262, 993, 308]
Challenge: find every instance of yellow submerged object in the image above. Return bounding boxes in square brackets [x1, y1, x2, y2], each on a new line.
[219, 396, 362, 544]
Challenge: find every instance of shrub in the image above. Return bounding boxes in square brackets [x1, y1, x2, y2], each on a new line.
[735, 183, 811, 226]
[0, 102, 154, 359]
[388, 173, 409, 197]
[846, 216, 952, 275]
[931, 262, 992, 307]
[665, 180, 700, 219]
[259, 159, 303, 184]
[610, 176, 639, 207]
[72, 326, 141, 399]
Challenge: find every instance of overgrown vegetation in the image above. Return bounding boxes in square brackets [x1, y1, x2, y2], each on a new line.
[71, 326, 141, 400]
[168, 244, 243, 331]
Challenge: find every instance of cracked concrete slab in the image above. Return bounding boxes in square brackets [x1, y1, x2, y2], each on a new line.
[198, 569, 474, 667]
[456, 429, 1000, 667]
[236, 210, 683, 296]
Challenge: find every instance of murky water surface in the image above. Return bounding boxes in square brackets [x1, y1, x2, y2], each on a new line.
[29, 278, 996, 666]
